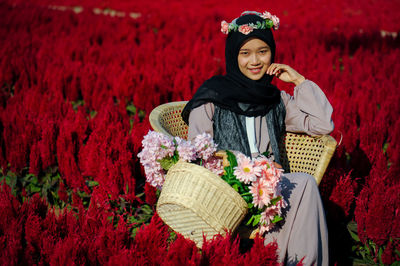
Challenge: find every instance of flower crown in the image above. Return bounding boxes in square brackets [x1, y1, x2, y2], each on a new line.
[221, 11, 280, 35]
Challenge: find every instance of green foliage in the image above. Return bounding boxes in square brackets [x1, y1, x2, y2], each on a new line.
[111, 193, 154, 238]
[221, 150, 246, 194]
[0, 167, 155, 240]
[1, 167, 65, 207]
[347, 221, 400, 265]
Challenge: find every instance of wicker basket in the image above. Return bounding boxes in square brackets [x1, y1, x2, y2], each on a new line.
[156, 161, 248, 248]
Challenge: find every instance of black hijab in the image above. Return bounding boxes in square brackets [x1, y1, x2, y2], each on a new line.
[182, 13, 281, 124]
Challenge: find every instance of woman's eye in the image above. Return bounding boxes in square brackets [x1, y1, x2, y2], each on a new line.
[259, 50, 268, 54]
[240, 51, 248, 56]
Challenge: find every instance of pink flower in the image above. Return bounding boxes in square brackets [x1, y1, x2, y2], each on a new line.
[175, 137, 196, 162]
[271, 15, 280, 30]
[254, 157, 283, 187]
[221, 20, 229, 34]
[203, 156, 224, 176]
[259, 208, 278, 234]
[250, 177, 274, 208]
[193, 133, 217, 160]
[238, 24, 253, 35]
[233, 154, 261, 184]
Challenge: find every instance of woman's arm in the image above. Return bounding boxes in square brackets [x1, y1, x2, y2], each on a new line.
[282, 80, 334, 135]
[266, 63, 334, 135]
[187, 102, 215, 140]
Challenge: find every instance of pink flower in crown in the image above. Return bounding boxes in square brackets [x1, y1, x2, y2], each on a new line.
[221, 20, 230, 34]
[233, 154, 261, 184]
[261, 11, 272, 20]
[271, 15, 280, 30]
[238, 24, 254, 35]
[250, 177, 274, 208]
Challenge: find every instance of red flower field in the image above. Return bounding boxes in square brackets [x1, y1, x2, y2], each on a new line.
[1, 0, 399, 264]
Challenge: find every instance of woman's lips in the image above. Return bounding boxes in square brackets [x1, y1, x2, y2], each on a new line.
[249, 67, 262, 74]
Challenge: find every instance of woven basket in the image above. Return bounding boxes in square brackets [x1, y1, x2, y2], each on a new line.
[149, 101, 189, 140]
[156, 161, 248, 248]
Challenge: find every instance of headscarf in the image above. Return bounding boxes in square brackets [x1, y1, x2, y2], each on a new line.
[182, 12, 281, 124]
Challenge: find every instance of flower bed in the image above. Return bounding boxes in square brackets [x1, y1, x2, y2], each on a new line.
[0, 0, 399, 264]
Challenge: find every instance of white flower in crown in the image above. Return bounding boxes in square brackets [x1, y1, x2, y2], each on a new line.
[261, 11, 272, 20]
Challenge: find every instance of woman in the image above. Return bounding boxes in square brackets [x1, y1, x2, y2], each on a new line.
[182, 11, 333, 266]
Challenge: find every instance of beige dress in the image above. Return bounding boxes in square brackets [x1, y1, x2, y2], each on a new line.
[187, 80, 333, 266]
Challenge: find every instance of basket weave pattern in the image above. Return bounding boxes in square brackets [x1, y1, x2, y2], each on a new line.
[157, 161, 247, 247]
[279, 133, 337, 184]
[149, 101, 188, 140]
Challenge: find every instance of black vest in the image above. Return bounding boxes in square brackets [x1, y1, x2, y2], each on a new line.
[213, 99, 286, 164]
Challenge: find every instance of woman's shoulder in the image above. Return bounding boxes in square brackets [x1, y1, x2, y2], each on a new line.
[190, 102, 215, 120]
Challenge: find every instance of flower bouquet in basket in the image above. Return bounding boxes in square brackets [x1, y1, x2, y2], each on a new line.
[138, 130, 286, 236]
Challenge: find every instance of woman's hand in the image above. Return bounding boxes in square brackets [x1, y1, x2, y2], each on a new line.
[266, 63, 305, 86]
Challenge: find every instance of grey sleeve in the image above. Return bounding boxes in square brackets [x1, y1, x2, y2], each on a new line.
[187, 103, 215, 141]
[282, 80, 334, 135]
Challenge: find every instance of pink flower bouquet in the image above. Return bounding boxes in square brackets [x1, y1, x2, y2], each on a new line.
[138, 131, 286, 234]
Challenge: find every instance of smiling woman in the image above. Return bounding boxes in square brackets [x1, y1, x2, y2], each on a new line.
[182, 11, 334, 266]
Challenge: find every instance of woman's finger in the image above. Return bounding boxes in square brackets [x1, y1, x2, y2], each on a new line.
[267, 63, 281, 75]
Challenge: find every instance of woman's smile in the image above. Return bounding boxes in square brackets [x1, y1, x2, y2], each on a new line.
[249, 67, 263, 74]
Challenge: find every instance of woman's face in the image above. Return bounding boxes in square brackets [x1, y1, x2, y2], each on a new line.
[237, 38, 272, 81]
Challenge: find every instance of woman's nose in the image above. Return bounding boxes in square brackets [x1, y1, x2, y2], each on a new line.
[250, 54, 260, 65]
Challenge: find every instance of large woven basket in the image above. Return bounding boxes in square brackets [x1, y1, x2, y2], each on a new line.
[156, 161, 248, 248]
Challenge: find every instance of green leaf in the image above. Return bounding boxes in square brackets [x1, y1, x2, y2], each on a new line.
[348, 229, 360, 243]
[87, 180, 99, 187]
[126, 104, 137, 115]
[262, 151, 270, 157]
[30, 185, 41, 193]
[347, 221, 360, 242]
[378, 247, 383, 264]
[246, 215, 255, 226]
[252, 214, 261, 227]
[226, 150, 238, 168]
[232, 183, 239, 192]
[269, 196, 281, 206]
[242, 195, 252, 203]
[271, 215, 283, 223]
[158, 157, 175, 170]
[131, 227, 139, 238]
[394, 247, 400, 258]
[90, 110, 97, 119]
